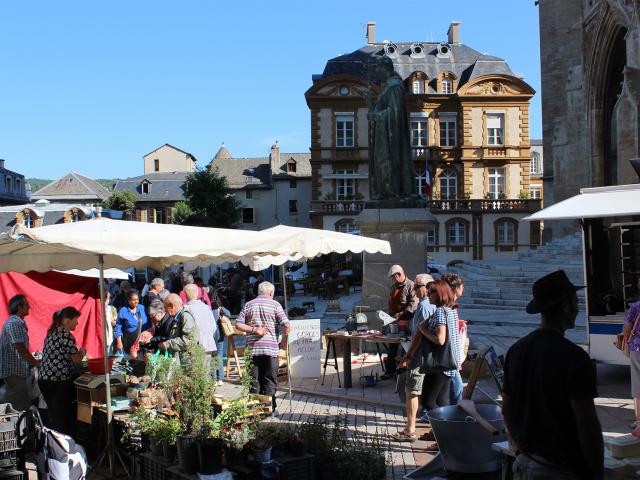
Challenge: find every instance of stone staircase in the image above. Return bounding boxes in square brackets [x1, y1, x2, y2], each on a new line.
[450, 232, 585, 312]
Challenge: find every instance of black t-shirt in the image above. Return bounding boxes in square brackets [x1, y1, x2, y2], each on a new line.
[503, 328, 598, 473]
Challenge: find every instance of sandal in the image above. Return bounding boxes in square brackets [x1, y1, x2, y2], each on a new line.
[418, 430, 435, 441]
[389, 430, 417, 442]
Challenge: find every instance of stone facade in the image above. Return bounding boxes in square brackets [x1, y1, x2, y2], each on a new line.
[0, 160, 29, 206]
[306, 21, 541, 261]
[538, 0, 640, 236]
[209, 144, 312, 231]
[143, 144, 197, 174]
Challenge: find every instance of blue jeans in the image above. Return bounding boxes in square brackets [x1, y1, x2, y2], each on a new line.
[215, 339, 226, 380]
[450, 370, 463, 404]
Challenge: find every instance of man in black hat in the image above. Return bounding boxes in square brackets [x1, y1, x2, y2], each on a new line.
[503, 270, 603, 479]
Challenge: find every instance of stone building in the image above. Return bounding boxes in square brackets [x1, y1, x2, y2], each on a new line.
[306, 21, 541, 262]
[31, 172, 111, 205]
[530, 139, 544, 204]
[209, 143, 312, 230]
[0, 159, 29, 206]
[538, 0, 640, 236]
[113, 171, 188, 223]
[143, 144, 197, 175]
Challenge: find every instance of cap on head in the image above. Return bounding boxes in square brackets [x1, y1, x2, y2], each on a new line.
[525, 270, 584, 314]
[388, 265, 404, 277]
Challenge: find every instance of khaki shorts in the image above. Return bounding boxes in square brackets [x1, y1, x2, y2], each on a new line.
[404, 365, 425, 396]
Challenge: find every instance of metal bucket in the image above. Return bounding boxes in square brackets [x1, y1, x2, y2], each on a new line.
[427, 404, 506, 473]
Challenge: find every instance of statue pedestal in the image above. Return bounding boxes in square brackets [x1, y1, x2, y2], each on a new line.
[356, 207, 436, 312]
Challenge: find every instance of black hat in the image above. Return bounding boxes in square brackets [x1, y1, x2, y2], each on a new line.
[526, 270, 584, 314]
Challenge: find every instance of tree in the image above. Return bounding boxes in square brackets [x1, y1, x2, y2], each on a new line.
[177, 168, 241, 228]
[171, 201, 194, 225]
[103, 190, 137, 216]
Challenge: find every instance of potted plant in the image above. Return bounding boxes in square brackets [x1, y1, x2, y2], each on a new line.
[170, 344, 217, 474]
[249, 437, 272, 464]
[120, 407, 154, 453]
[154, 417, 181, 461]
[223, 426, 254, 466]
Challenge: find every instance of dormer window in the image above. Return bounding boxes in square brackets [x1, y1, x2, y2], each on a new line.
[17, 208, 41, 228]
[442, 78, 452, 94]
[411, 72, 428, 94]
[24, 213, 33, 228]
[287, 160, 297, 173]
[141, 181, 151, 194]
[440, 73, 456, 94]
[64, 207, 85, 223]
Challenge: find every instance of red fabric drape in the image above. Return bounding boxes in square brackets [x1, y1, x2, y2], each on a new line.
[0, 271, 103, 358]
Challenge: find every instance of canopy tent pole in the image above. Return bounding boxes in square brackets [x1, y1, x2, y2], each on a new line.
[281, 264, 293, 413]
[91, 254, 130, 479]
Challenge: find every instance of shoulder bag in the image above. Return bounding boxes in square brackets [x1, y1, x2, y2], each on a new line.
[422, 308, 458, 372]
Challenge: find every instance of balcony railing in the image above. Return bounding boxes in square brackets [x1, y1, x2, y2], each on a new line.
[426, 198, 541, 213]
[311, 200, 365, 214]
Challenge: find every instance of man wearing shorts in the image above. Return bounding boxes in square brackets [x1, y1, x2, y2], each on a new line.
[390, 273, 435, 442]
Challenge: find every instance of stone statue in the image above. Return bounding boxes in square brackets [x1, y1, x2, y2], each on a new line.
[366, 55, 416, 200]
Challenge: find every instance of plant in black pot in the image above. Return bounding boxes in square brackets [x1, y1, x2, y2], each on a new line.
[223, 426, 254, 467]
[154, 417, 181, 461]
[249, 437, 272, 464]
[170, 344, 217, 474]
[120, 407, 154, 453]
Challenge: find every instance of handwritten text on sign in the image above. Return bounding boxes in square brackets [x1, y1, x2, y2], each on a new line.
[288, 318, 321, 378]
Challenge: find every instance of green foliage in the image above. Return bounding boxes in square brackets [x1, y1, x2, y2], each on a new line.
[519, 190, 531, 200]
[151, 416, 181, 444]
[170, 344, 216, 435]
[171, 201, 194, 225]
[120, 407, 154, 445]
[145, 351, 174, 386]
[225, 425, 254, 451]
[103, 190, 137, 215]
[241, 348, 254, 395]
[26, 178, 51, 193]
[212, 400, 250, 436]
[180, 168, 242, 228]
[96, 179, 119, 191]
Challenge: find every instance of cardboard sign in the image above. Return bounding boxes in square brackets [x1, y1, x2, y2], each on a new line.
[288, 318, 321, 378]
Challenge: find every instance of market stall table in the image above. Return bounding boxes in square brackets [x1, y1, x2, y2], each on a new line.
[322, 333, 407, 388]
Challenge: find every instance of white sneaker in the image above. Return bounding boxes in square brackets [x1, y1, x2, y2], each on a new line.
[216, 380, 224, 387]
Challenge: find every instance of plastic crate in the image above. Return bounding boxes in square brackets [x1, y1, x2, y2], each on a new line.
[0, 405, 19, 455]
[0, 471, 22, 480]
[140, 452, 175, 480]
[277, 454, 315, 480]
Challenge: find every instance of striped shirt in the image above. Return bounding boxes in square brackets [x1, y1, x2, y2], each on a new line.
[236, 295, 289, 358]
[430, 306, 462, 377]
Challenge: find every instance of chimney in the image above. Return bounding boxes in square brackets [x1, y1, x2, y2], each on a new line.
[0, 159, 4, 169]
[270, 142, 281, 176]
[366, 21, 376, 45]
[447, 20, 460, 44]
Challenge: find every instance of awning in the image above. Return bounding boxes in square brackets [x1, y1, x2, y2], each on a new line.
[523, 184, 640, 221]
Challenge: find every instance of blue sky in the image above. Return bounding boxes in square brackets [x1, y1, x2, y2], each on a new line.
[0, 1, 541, 179]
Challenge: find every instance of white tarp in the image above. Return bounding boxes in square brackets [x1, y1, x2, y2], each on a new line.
[523, 184, 640, 222]
[0, 218, 306, 273]
[56, 268, 131, 280]
[239, 224, 392, 271]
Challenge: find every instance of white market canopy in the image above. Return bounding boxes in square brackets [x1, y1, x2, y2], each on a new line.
[0, 218, 307, 273]
[240, 225, 392, 271]
[56, 268, 131, 280]
[523, 184, 640, 222]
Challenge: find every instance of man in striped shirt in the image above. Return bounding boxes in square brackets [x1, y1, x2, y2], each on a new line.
[235, 281, 290, 411]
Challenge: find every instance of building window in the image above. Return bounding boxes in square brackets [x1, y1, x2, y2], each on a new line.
[154, 159, 160, 172]
[487, 114, 504, 145]
[495, 218, 518, 251]
[336, 220, 358, 233]
[24, 214, 33, 228]
[336, 113, 354, 147]
[442, 78, 452, 94]
[245, 190, 253, 200]
[15, 179, 20, 193]
[5, 176, 12, 193]
[290, 179, 297, 188]
[141, 182, 150, 194]
[440, 170, 457, 200]
[336, 169, 356, 200]
[488, 168, 506, 199]
[242, 208, 254, 224]
[289, 200, 298, 214]
[155, 208, 166, 224]
[448, 221, 466, 245]
[426, 224, 437, 246]
[287, 160, 297, 173]
[439, 115, 456, 146]
[415, 169, 430, 197]
[530, 185, 541, 199]
[411, 119, 428, 147]
[530, 153, 542, 175]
